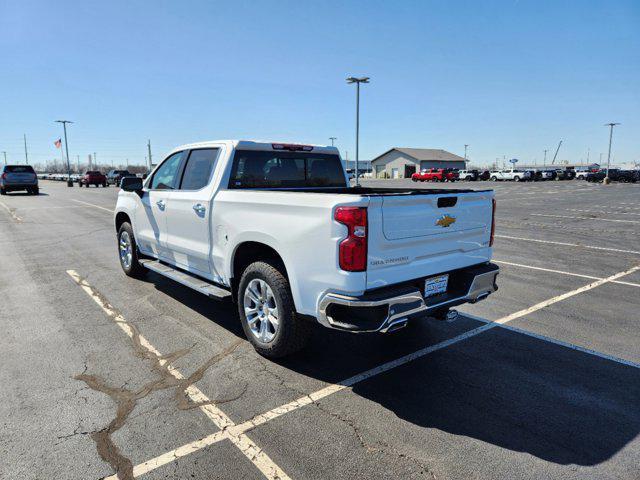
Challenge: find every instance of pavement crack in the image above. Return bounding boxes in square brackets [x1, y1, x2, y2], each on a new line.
[71, 274, 245, 479]
[313, 402, 437, 478]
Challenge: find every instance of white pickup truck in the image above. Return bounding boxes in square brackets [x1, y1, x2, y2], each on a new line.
[115, 140, 499, 357]
[489, 169, 531, 182]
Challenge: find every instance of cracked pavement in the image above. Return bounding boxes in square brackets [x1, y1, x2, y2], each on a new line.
[2, 180, 640, 479]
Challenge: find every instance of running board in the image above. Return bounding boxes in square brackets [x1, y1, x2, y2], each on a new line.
[139, 259, 231, 300]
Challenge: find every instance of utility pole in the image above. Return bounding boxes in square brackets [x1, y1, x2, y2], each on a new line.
[93, 152, 97, 170]
[346, 76, 370, 186]
[55, 120, 73, 186]
[543, 149, 547, 166]
[23, 134, 29, 164]
[604, 123, 620, 183]
[2, 151, 6, 165]
[329, 137, 337, 147]
[76, 155, 80, 172]
[464, 144, 469, 164]
[586, 148, 590, 165]
[551, 140, 562, 165]
[147, 140, 153, 171]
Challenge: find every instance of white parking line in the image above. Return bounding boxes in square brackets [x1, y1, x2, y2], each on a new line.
[532, 213, 640, 224]
[71, 198, 115, 213]
[0, 200, 22, 222]
[566, 208, 640, 216]
[494, 234, 640, 255]
[493, 259, 640, 288]
[66, 270, 290, 480]
[126, 263, 640, 476]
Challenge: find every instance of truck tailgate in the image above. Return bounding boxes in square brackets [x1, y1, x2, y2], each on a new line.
[367, 191, 494, 290]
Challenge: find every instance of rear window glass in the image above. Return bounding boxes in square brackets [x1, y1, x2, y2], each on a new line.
[229, 150, 346, 188]
[180, 149, 219, 190]
[86, 171, 101, 175]
[5, 165, 35, 173]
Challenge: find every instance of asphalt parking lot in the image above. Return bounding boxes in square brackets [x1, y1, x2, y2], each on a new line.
[1, 178, 639, 480]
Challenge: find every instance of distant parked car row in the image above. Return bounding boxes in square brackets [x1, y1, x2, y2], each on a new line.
[407, 166, 638, 183]
[37, 169, 150, 187]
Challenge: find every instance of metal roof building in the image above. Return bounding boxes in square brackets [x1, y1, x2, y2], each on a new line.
[370, 148, 466, 178]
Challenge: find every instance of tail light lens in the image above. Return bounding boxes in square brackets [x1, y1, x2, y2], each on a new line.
[489, 198, 496, 246]
[334, 206, 367, 272]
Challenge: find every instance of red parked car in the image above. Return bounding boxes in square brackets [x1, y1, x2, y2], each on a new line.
[79, 170, 108, 187]
[411, 168, 459, 182]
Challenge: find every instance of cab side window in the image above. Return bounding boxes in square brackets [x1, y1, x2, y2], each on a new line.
[150, 151, 186, 190]
[179, 149, 219, 190]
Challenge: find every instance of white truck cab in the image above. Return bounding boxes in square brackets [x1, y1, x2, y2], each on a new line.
[115, 140, 499, 357]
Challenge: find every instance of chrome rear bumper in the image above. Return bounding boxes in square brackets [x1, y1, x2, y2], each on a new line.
[317, 263, 499, 333]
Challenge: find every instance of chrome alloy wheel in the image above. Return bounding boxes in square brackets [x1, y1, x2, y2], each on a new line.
[243, 279, 279, 344]
[119, 231, 133, 269]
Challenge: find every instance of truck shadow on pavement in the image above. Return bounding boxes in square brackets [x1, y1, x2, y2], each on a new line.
[147, 276, 640, 467]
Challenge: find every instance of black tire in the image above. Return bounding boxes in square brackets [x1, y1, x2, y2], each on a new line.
[237, 260, 311, 358]
[104, 182, 108, 187]
[491, 176, 498, 181]
[514, 176, 520, 182]
[78, 182, 82, 187]
[33, 187, 39, 195]
[117, 222, 146, 278]
[0, 188, 6, 195]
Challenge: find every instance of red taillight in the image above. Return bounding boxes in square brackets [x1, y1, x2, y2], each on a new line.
[1, 173, 6, 180]
[334, 206, 367, 272]
[489, 198, 496, 246]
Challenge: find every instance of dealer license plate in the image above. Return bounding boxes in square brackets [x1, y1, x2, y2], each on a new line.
[424, 274, 449, 298]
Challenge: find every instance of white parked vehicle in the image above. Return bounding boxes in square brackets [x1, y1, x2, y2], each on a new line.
[114, 140, 499, 357]
[489, 169, 531, 182]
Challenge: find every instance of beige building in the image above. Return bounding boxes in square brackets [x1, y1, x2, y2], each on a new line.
[370, 148, 466, 179]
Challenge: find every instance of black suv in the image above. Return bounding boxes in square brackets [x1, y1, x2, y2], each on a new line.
[106, 169, 135, 186]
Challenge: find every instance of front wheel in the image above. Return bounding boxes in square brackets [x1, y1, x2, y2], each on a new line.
[514, 176, 520, 182]
[491, 176, 498, 181]
[0, 188, 6, 195]
[117, 222, 146, 278]
[238, 260, 311, 358]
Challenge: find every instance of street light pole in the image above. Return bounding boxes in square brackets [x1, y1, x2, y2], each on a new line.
[23, 134, 29, 164]
[604, 123, 620, 183]
[464, 144, 469, 165]
[329, 137, 337, 147]
[55, 120, 74, 186]
[2, 151, 6, 166]
[543, 149, 547, 166]
[346, 76, 369, 187]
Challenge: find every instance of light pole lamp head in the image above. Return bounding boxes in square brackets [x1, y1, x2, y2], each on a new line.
[346, 76, 370, 84]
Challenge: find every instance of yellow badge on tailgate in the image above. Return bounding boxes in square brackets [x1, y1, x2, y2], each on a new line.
[435, 214, 457, 228]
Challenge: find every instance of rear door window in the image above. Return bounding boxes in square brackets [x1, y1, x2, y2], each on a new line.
[179, 149, 219, 190]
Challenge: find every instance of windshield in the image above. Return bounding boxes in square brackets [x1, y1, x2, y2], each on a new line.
[229, 150, 346, 189]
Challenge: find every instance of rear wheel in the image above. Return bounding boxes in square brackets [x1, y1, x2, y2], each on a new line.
[0, 187, 6, 195]
[117, 222, 146, 278]
[238, 260, 311, 358]
[514, 176, 520, 182]
[491, 176, 498, 181]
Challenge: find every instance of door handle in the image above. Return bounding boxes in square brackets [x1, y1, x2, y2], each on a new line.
[193, 203, 206, 214]
[156, 200, 166, 210]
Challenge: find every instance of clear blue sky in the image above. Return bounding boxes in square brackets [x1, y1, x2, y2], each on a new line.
[1, 0, 638, 168]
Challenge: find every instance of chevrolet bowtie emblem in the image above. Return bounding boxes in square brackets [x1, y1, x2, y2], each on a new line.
[436, 214, 457, 228]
